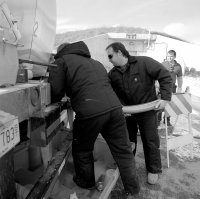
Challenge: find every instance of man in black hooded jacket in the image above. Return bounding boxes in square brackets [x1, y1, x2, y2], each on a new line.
[48, 41, 140, 196]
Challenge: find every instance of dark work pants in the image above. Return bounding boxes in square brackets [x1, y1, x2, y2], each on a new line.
[125, 116, 138, 156]
[72, 108, 140, 194]
[126, 110, 162, 173]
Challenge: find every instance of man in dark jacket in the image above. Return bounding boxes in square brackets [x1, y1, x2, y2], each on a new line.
[106, 42, 172, 185]
[48, 41, 140, 196]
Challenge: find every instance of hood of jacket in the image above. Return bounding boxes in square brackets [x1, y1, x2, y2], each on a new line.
[54, 41, 91, 59]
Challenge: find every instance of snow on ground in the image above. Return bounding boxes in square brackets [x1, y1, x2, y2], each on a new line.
[159, 75, 200, 160]
[159, 114, 200, 160]
[174, 140, 200, 160]
[182, 76, 200, 97]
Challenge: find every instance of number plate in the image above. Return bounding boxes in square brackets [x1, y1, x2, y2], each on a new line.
[0, 118, 20, 158]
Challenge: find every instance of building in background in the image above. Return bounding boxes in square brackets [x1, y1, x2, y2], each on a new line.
[83, 32, 200, 72]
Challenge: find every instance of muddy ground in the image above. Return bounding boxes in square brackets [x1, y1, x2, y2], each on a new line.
[111, 111, 200, 199]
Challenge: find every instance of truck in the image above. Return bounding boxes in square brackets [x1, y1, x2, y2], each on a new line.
[0, 1, 120, 199]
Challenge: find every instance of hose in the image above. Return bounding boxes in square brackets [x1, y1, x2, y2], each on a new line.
[122, 100, 160, 114]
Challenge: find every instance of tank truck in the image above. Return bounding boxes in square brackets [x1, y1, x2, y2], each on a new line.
[0, 1, 119, 199]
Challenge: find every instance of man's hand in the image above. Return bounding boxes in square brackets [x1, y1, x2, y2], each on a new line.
[124, 113, 131, 117]
[154, 99, 169, 110]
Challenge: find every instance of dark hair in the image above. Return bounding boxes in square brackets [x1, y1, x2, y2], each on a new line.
[106, 42, 130, 58]
[168, 50, 176, 57]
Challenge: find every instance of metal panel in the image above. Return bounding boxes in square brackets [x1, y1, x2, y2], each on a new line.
[0, 83, 42, 122]
[6, 0, 37, 57]
[0, 43, 18, 85]
[6, 0, 57, 76]
[31, 0, 56, 62]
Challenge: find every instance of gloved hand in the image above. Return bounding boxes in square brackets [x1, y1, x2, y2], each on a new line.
[154, 99, 169, 110]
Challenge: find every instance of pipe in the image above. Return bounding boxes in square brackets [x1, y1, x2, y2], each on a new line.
[19, 59, 57, 68]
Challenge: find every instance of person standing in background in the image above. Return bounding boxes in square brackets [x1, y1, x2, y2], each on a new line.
[158, 50, 183, 126]
[106, 42, 172, 185]
[162, 50, 183, 93]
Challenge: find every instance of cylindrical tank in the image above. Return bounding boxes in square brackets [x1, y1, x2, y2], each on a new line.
[6, 0, 57, 76]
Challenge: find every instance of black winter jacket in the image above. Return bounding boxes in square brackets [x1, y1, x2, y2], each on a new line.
[48, 41, 122, 119]
[108, 56, 172, 105]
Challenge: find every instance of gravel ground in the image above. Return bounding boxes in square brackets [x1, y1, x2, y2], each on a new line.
[111, 109, 200, 199]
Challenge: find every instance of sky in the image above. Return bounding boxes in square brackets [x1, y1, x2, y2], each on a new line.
[56, 0, 200, 44]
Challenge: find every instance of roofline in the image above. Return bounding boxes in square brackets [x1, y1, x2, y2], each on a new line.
[150, 31, 193, 44]
[83, 31, 197, 44]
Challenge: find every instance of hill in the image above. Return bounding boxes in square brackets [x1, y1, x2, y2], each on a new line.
[55, 26, 149, 47]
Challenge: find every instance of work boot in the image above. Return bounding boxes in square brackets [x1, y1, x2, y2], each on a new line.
[73, 176, 96, 190]
[72, 151, 96, 189]
[147, 173, 159, 185]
